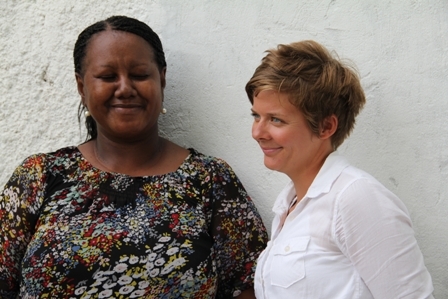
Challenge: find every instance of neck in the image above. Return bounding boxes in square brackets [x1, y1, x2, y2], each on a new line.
[93, 133, 167, 176]
[291, 148, 333, 201]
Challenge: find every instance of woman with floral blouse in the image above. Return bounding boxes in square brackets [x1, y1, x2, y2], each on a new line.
[0, 15, 267, 299]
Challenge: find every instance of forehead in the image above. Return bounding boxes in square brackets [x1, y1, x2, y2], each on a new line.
[85, 30, 155, 61]
[253, 90, 296, 110]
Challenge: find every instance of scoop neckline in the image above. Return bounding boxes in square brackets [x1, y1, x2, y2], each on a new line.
[73, 146, 195, 179]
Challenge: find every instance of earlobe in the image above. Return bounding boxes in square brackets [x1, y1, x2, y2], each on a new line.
[320, 115, 338, 139]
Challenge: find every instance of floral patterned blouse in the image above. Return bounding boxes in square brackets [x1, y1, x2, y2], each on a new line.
[0, 146, 267, 299]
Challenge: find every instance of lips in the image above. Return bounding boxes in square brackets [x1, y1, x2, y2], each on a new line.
[110, 103, 144, 109]
[260, 146, 282, 156]
[109, 103, 145, 114]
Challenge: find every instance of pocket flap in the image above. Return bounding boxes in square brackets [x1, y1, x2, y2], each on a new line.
[272, 236, 310, 256]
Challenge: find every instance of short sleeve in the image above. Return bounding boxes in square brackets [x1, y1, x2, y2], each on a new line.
[334, 178, 434, 298]
[208, 159, 268, 298]
[0, 155, 47, 298]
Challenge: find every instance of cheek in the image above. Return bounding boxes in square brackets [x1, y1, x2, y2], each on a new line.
[82, 82, 97, 100]
[140, 83, 163, 101]
[272, 129, 297, 148]
[86, 84, 112, 102]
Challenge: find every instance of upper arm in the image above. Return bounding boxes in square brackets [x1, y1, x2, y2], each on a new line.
[334, 178, 433, 298]
[0, 155, 46, 296]
[208, 160, 268, 298]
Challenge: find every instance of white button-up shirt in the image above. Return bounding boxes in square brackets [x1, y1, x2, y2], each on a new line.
[255, 152, 434, 299]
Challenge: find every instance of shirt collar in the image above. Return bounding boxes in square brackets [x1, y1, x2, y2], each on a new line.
[272, 151, 350, 214]
[306, 151, 350, 198]
[272, 180, 296, 214]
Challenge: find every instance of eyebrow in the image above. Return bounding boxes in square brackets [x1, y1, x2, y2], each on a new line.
[251, 108, 285, 117]
[97, 64, 114, 68]
[97, 62, 151, 68]
[129, 62, 151, 67]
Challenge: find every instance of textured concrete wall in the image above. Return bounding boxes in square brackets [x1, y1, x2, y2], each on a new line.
[1, 0, 447, 296]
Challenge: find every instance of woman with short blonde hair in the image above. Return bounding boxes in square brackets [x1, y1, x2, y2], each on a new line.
[247, 40, 433, 298]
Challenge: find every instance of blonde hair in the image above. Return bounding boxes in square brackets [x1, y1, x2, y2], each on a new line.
[246, 40, 366, 149]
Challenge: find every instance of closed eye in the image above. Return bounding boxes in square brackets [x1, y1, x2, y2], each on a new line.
[97, 75, 116, 82]
[132, 74, 150, 80]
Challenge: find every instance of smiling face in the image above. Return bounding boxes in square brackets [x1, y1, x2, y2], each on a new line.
[251, 90, 334, 182]
[76, 30, 166, 142]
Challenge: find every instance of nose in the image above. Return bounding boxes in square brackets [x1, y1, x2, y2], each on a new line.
[252, 119, 269, 141]
[115, 75, 137, 98]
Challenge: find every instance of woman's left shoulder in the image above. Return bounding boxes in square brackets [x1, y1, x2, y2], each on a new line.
[336, 165, 410, 216]
[187, 148, 233, 173]
[345, 166, 394, 192]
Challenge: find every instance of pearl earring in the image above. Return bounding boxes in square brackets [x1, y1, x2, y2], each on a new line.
[84, 110, 91, 117]
[162, 108, 167, 114]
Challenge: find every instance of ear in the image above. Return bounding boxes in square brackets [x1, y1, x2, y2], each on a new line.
[320, 115, 338, 140]
[75, 73, 86, 103]
[160, 67, 167, 89]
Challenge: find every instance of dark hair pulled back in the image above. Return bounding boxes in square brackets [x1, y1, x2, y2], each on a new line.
[74, 15, 166, 141]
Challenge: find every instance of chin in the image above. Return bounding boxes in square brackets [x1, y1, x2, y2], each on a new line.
[263, 159, 281, 172]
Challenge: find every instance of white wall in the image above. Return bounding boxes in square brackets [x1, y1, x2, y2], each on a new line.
[1, 0, 447, 296]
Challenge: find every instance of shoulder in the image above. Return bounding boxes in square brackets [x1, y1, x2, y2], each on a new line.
[21, 146, 79, 161]
[16, 146, 80, 175]
[338, 165, 399, 202]
[334, 164, 411, 224]
[187, 148, 235, 175]
[185, 149, 244, 190]
[2, 147, 77, 194]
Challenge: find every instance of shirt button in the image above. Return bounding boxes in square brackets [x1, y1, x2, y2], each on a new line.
[285, 245, 290, 252]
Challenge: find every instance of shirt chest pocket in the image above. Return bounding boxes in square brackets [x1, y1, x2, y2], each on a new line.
[270, 236, 310, 288]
